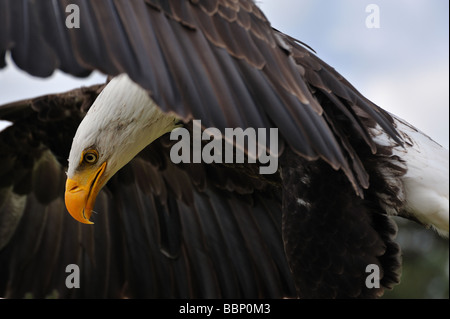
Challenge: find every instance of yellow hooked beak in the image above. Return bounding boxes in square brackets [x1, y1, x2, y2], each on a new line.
[65, 162, 107, 224]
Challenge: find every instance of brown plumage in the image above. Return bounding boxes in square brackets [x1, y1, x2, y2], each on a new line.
[0, 0, 446, 299]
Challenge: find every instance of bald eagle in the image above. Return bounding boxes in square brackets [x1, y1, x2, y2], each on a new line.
[0, 0, 448, 299]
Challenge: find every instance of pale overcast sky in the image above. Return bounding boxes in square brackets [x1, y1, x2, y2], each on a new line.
[0, 0, 448, 148]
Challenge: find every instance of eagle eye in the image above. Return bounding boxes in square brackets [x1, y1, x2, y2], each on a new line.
[83, 150, 99, 164]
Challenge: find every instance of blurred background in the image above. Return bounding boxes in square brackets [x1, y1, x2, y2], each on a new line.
[0, 0, 448, 298]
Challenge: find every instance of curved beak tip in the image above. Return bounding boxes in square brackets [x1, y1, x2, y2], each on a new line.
[64, 162, 106, 225]
[64, 179, 95, 225]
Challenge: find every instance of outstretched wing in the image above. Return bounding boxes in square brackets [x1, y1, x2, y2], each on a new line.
[0, 0, 401, 194]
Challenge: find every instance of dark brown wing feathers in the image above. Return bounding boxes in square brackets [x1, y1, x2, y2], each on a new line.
[0, 0, 401, 193]
[0, 0, 408, 298]
[0, 86, 296, 298]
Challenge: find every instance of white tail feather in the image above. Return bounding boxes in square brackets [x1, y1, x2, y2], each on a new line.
[373, 115, 449, 237]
